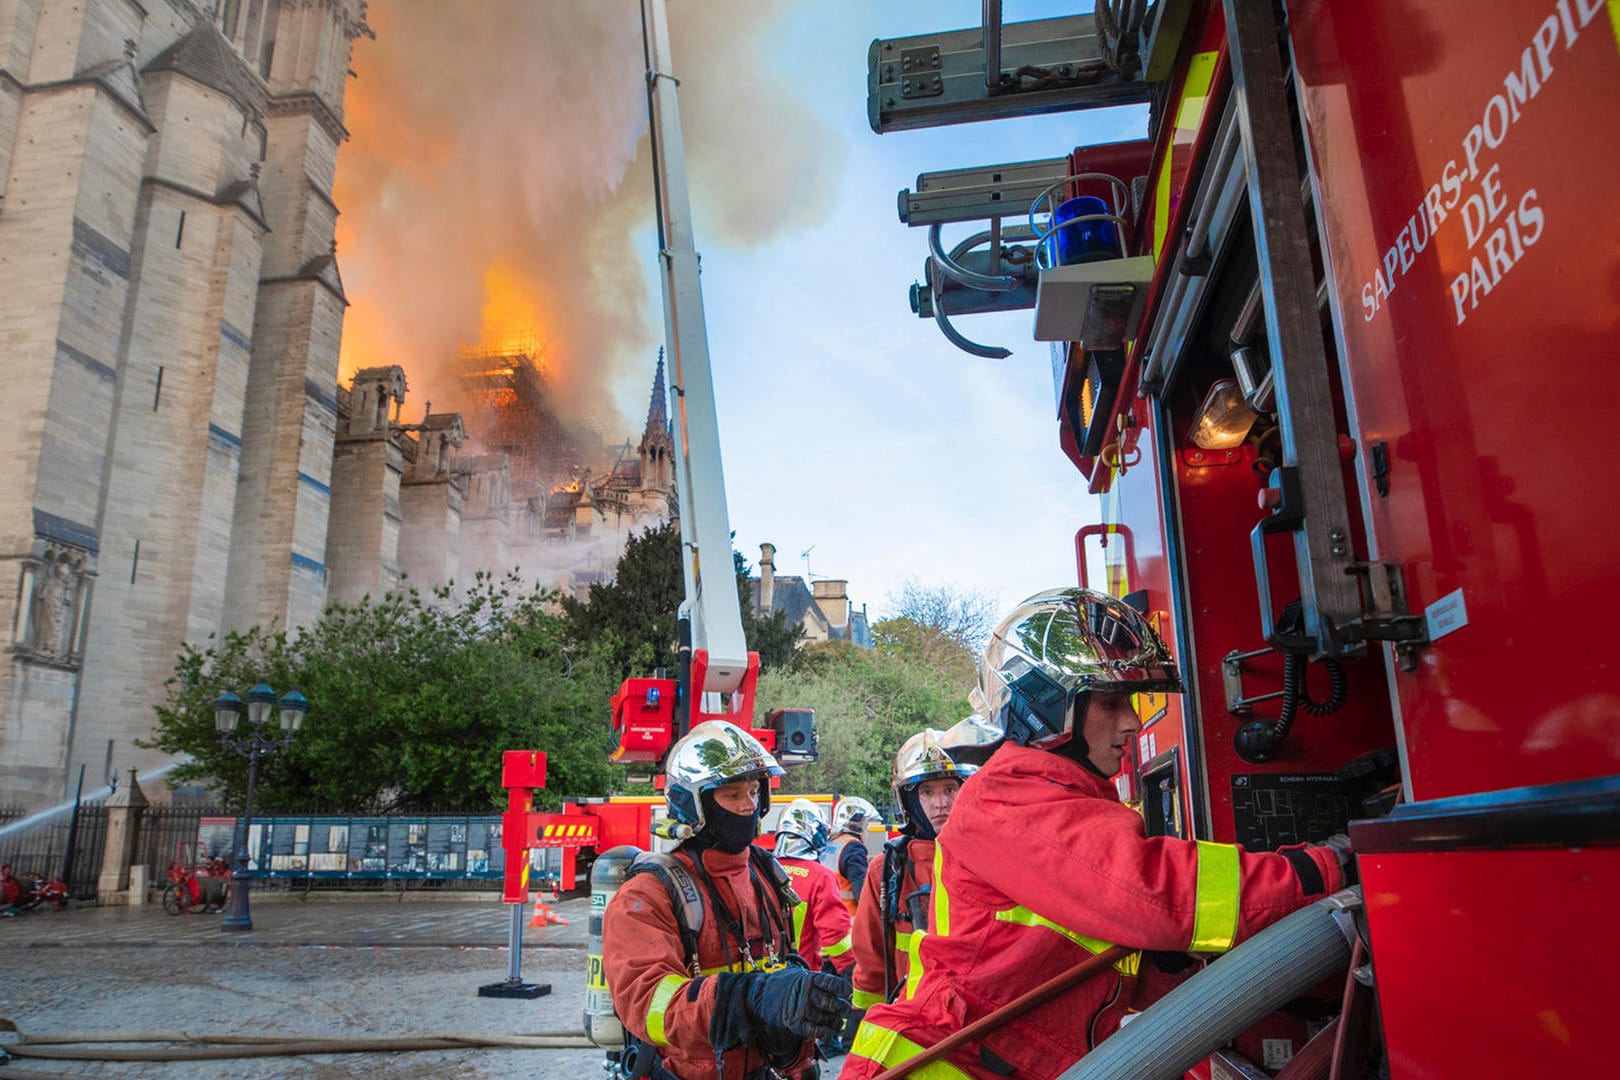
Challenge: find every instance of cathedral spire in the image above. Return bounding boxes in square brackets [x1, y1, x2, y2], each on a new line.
[644, 348, 669, 439]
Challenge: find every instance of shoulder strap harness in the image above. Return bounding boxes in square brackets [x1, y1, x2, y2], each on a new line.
[626, 847, 804, 976]
[626, 851, 706, 976]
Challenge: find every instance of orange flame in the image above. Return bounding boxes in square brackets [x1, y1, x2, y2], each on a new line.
[331, 0, 843, 431]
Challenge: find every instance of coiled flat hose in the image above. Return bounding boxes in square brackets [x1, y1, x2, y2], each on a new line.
[1058, 888, 1361, 1080]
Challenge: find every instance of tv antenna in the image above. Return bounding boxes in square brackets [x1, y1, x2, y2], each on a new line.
[801, 545, 818, 580]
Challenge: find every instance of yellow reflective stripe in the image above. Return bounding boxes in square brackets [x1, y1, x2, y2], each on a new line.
[904, 926, 927, 998]
[1190, 840, 1241, 953]
[932, 843, 950, 937]
[1610, 1, 1620, 55]
[1152, 50, 1219, 260]
[824, 932, 853, 958]
[851, 987, 885, 1009]
[644, 973, 688, 1046]
[992, 907, 1141, 976]
[892, 929, 915, 952]
[849, 1021, 975, 1080]
[792, 901, 807, 947]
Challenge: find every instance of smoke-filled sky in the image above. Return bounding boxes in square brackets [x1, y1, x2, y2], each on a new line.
[335, 0, 1148, 617]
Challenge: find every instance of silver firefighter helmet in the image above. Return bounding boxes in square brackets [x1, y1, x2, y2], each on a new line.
[774, 798, 830, 859]
[831, 795, 879, 836]
[981, 588, 1181, 749]
[892, 728, 977, 828]
[664, 720, 784, 832]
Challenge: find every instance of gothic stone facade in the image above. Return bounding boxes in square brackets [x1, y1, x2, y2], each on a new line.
[0, 0, 369, 807]
[324, 360, 677, 608]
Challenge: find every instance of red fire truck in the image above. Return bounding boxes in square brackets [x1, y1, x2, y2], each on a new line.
[876, 0, 1619, 1076]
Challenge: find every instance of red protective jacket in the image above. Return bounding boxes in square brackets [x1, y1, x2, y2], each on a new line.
[843, 745, 1346, 1080]
[777, 855, 854, 974]
[849, 836, 933, 1010]
[601, 844, 814, 1080]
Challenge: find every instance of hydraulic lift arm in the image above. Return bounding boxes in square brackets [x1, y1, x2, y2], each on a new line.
[641, 0, 749, 704]
[609, 0, 804, 771]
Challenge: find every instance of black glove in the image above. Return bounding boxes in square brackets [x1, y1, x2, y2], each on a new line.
[744, 967, 851, 1042]
[1315, 833, 1358, 887]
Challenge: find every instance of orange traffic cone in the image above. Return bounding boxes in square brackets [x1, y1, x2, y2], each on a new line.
[528, 898, 569, 928]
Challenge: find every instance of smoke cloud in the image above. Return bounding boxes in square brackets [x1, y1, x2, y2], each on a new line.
[334, 0, 844, 440]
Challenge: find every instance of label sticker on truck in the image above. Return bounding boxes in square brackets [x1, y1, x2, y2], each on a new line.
[1425, 589, 1469, 641]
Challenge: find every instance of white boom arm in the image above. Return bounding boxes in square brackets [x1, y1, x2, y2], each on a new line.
[640, 0, 749, 694]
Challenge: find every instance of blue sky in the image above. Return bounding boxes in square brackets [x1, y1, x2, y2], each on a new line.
[615, 2, 1149, 619]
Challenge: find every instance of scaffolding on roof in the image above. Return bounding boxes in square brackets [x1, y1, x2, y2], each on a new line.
[456, 337, 577, 490]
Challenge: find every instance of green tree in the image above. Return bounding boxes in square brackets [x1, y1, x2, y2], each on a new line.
[870, 616, 977, 687]
[558, 522, 803, 679]
[758, 626, 971, 808]
[885, 578, 1001, 654]
[143, 574, 621, 813]
[558, 523, 682, 679]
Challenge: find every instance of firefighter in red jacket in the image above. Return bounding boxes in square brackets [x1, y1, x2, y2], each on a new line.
[773, 799, 855, 976]
[843, 588, 1356, 1080]
[601, 721, 849, 1080]
[820, 796, 876, 916]
[849, 729, 975, 1017]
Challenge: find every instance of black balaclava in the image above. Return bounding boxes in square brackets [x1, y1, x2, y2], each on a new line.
[899, 785, 938, 841]
[691, 786, 762, 855]
[900, 786, 959, 841]
[1051, 693, 1109, 778]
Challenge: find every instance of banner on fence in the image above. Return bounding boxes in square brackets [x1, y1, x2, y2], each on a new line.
[206, 816, 516, 879]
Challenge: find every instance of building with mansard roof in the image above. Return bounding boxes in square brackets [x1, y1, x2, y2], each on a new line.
[749, 544, 873, 650]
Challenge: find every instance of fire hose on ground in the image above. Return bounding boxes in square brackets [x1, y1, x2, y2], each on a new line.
[0, 1017, 594, 1070]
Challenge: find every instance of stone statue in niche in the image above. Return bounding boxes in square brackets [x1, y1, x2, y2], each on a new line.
[29, 553, 83, 659]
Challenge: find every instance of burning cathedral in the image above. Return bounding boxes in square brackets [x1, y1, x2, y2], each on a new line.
[0, 0, 671, 809]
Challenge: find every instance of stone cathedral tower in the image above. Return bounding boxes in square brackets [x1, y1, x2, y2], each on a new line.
[0, 0, 370, 807]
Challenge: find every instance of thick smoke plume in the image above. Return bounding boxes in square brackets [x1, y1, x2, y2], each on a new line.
[334, 0, 842, 440]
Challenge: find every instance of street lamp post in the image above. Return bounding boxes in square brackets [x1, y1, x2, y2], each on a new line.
[213, 683, 308, 932]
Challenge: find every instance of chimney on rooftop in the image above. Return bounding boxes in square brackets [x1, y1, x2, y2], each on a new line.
[812, 579, 849, 631]
[759, 543, 776, 615]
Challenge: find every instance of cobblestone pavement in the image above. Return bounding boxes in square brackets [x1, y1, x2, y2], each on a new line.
[0, 896, 849, 1078]
[0, 894, 603, 1078]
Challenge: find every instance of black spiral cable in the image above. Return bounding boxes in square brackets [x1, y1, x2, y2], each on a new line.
[1234, 602, 1349, 763]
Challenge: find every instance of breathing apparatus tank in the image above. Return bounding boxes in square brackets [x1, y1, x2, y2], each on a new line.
[585, 845, 641, 1050]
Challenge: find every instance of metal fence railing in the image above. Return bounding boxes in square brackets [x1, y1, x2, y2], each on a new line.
[0, 804, 529, 900]
[0, 803, 108, 899]
[136, 804, 225, 889]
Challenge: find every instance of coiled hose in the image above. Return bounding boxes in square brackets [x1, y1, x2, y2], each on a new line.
[1056, 888, 1360, 1080]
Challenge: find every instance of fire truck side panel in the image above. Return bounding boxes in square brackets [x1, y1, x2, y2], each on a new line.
[1097, 397, 1197, 829]
[1161, 421, 1395, 847]
[1358, 844, 1620, 1074]
[1290, 0, 1620, 800]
